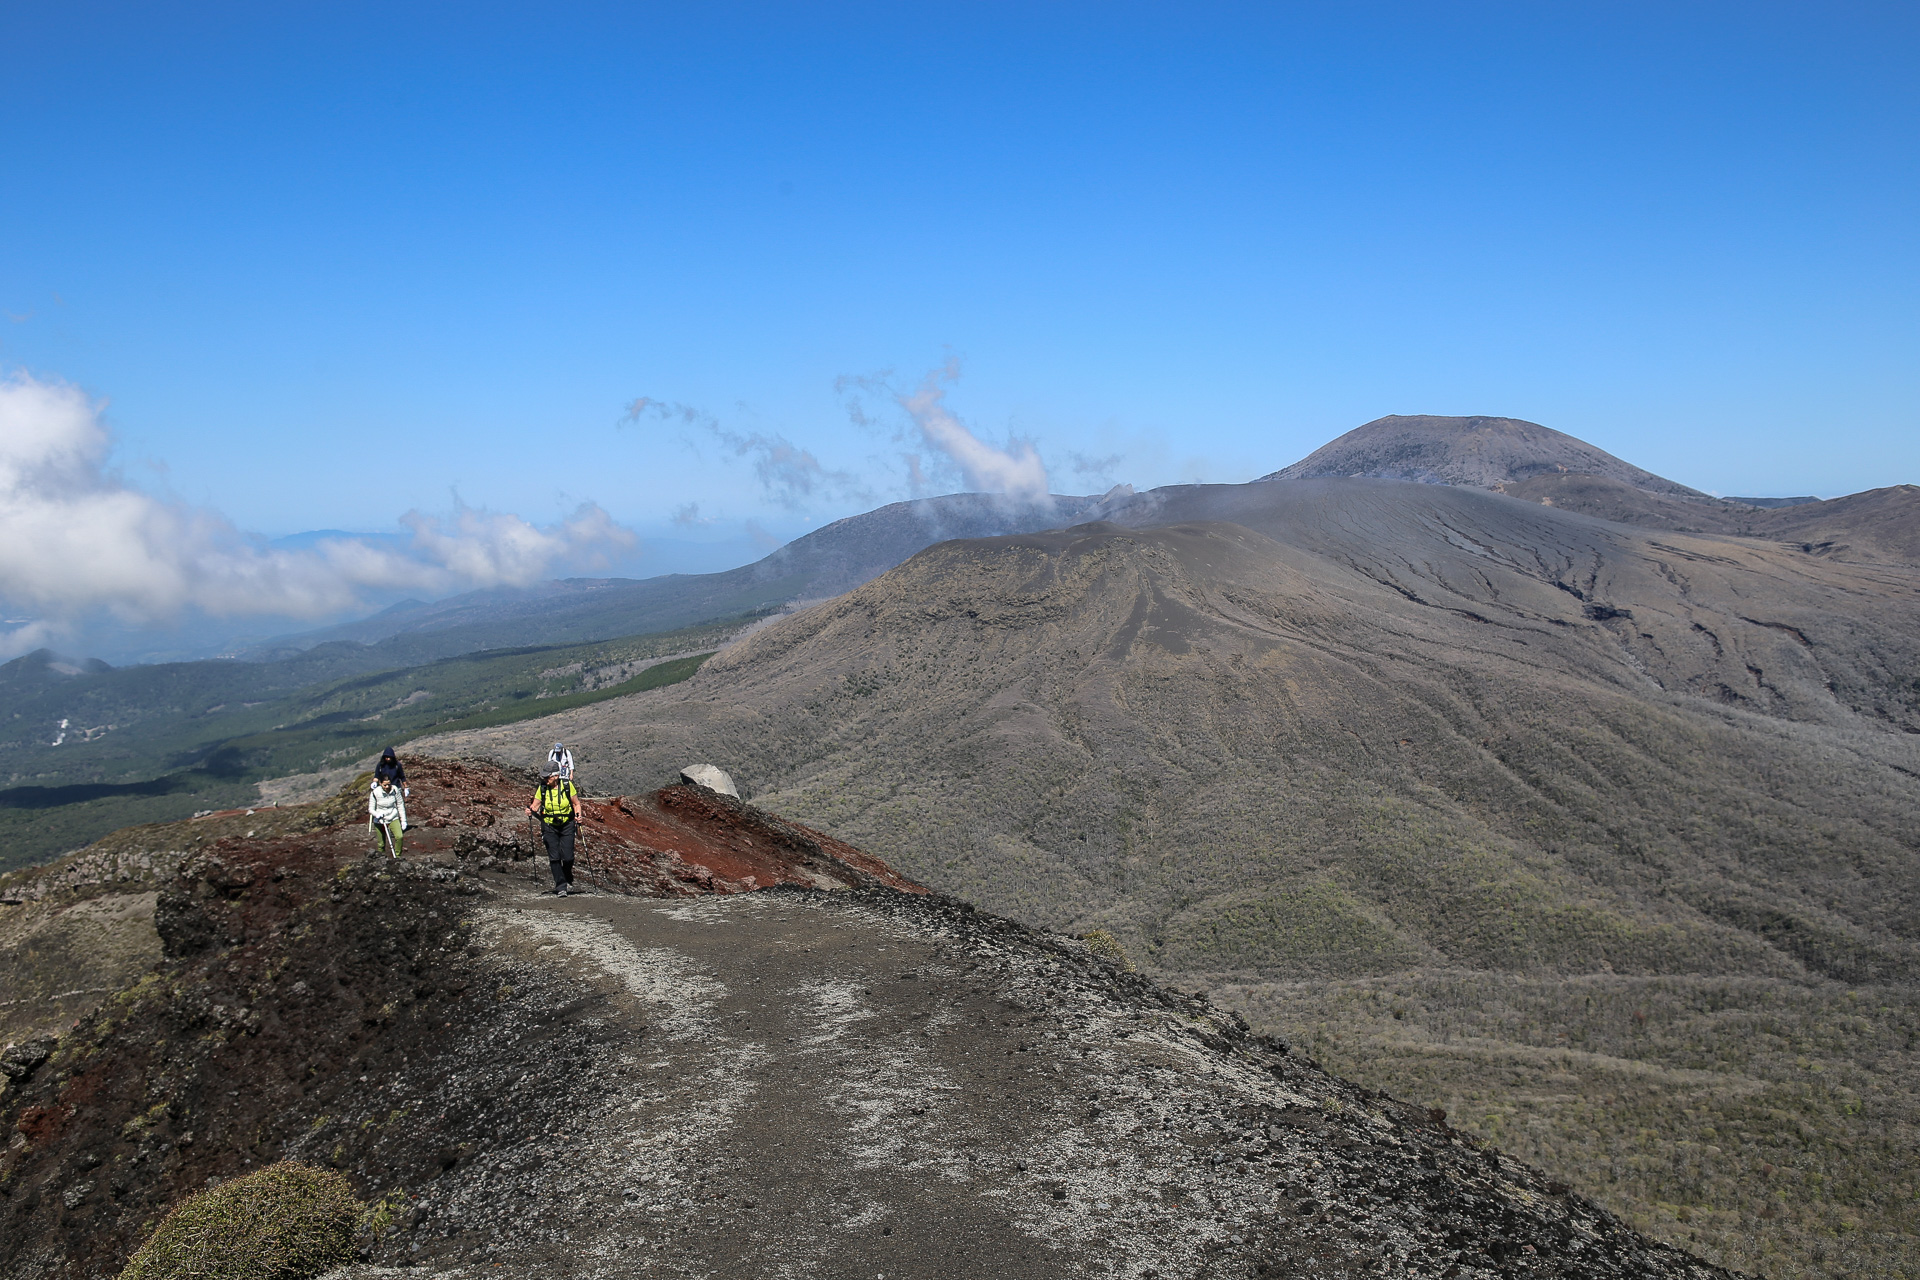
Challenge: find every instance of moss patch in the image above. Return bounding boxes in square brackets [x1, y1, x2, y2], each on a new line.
[118, 1161, 362, 1280]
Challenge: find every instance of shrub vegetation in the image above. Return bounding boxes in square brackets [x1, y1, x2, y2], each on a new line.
[118, 1161, 362, 1280]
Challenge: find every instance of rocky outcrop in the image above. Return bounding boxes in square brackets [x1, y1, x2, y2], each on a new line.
[0, 825, 1736, 1280]
[587, 782, 923, 895]
[678, 762, 739, 797]
[391, 756, 923, 896]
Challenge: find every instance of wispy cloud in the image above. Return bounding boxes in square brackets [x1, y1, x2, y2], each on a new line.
[622, 397, 869, 511]
[838, 359, 1052, 504]
[0, 371, 636, 657]
[670, 502, 714, 527]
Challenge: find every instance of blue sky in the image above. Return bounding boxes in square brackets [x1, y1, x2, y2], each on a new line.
[1, 2, 1916, 651]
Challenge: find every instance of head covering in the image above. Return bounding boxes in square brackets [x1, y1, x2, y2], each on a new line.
[380, 746, 398, 761]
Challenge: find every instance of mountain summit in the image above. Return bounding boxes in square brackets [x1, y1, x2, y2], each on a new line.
[1261, 414, 1707, 497]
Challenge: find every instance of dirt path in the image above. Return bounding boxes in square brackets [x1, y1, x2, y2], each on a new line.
[452, 879, 1145, 1278]
[344, 875, 1728, 1280]
[530, 887, 1078, 1278]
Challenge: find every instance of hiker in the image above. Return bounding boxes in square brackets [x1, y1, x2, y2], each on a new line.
[527, 768, 581, 895]
[368, 774, 407, 859]
[375, 746, 409, 797]
[546, 741, 574, 783]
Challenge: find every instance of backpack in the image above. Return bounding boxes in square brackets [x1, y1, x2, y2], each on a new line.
[536, 779, 577, 823]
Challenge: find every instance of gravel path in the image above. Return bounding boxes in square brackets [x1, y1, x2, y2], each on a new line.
[321, 876, 1732, 1280]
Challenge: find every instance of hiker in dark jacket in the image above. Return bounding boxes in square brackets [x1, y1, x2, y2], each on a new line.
[375, 746, 408, 797]
[527, 770, 581, 895]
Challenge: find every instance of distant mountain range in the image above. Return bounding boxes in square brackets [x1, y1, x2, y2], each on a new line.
[10, 411, 1914, 858]
[243, 491, 1122, 664]
[240, 415, 1916, 663]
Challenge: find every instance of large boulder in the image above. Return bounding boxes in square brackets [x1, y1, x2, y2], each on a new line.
[677, 764, 739, 798]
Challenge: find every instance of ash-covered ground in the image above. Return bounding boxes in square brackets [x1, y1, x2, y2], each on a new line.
[1, 765, 1739, 1279]
[353, 881, 1733, 1280]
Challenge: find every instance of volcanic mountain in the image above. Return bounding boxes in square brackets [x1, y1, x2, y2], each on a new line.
[251, 415, 1920, 665]
[8, 412, 1918, 1276]
[1260, 414, 1709, 497]
[421, 477, 1920, 1277]
[1258, 413, 1920, 564]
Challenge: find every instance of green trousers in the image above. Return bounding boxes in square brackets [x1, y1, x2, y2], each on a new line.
[375, 819, 403, 858]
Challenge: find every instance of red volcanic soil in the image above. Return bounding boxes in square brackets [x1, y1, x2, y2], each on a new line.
[385, 756, 924, 896]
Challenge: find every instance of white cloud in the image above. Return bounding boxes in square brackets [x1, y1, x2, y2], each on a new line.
[0, 371, 636, 657]
[840, 359, 1053, 504]
[622, 397, 869, 511]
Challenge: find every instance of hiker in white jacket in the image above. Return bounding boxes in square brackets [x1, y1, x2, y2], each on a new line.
[369, 775, 408, 859]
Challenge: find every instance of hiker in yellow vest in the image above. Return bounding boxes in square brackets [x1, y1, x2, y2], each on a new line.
[526, 769, 580, 895]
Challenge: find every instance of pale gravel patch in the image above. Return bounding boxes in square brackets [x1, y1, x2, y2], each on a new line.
[876, 907, 1341, 1280]
[783, 976, 949, 1174]
[653, 895, 774, 926]
[468, 901, 766, 1269]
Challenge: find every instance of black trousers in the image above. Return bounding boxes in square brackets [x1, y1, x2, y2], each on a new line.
[541, 818, 575, 888]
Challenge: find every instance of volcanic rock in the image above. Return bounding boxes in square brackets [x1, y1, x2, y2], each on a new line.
[678, 762, 739, 797]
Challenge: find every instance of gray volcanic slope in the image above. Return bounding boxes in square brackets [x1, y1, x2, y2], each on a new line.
[1261, 415, 1709, 497]
[423, 478, 1920, 1278]
[1498, 473, 1920, 565]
